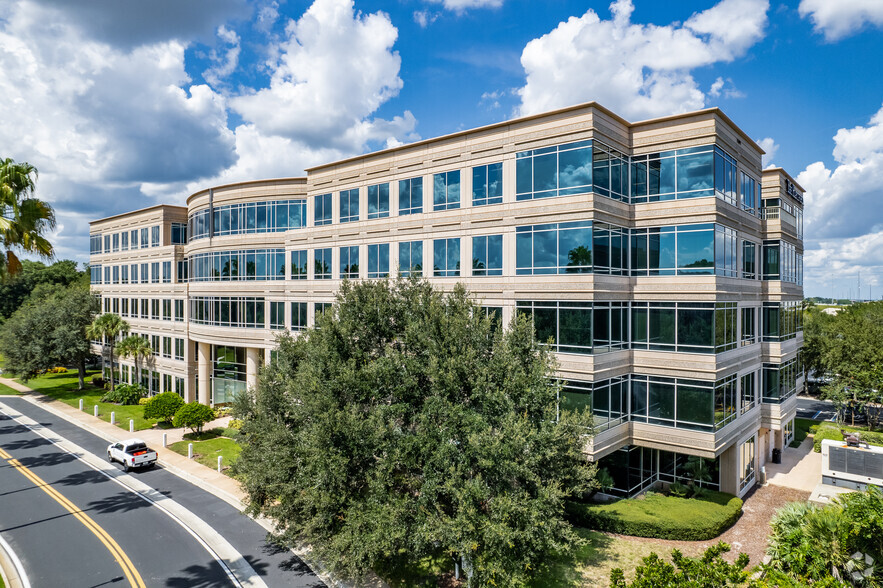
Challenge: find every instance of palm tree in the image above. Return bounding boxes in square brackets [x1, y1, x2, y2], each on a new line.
[0, 158, 55, 276]
[86, 313, 129, 391]
[117, 334, 152, 391]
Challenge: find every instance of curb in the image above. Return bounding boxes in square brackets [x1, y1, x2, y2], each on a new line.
[0, 530, 30, 588]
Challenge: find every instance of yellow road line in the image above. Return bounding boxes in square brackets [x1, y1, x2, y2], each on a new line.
[0, 447, 10, 459]
[5, 457, 146, 588]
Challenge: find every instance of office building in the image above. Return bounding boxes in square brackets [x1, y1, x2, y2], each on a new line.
[89, 102, 805, 496]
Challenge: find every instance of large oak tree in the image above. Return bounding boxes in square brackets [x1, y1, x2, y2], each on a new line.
[233, 278, 595, 586]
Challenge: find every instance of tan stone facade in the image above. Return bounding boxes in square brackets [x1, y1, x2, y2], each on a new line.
[90, 102, 804, 497]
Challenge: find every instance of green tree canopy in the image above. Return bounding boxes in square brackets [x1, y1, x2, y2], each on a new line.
[0, 158, 55, 276]
[0, 260, 85, 321]
[173, 402, 215, 433]
[86, 313, 129, 391]
[232, 278, 594, 586]
[0, 283, 98, 388]
[143, 391, 185, 423]
[802, 301, 883, 427]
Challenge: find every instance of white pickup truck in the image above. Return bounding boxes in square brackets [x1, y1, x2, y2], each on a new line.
[107, 439, 157, 472]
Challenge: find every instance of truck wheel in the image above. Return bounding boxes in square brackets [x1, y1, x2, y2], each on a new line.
[107, 452, 113, 463]
[124, 462, 131, 473]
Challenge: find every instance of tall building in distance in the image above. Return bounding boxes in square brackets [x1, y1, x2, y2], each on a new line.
[89, 102, 804, 497]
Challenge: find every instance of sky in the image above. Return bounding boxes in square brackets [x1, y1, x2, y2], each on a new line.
[1, 0, 883, 299]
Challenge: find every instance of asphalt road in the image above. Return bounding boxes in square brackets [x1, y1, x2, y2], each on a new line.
[0, 397, 324, 588]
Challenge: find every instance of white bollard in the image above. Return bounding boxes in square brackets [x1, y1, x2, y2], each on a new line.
[110, 411, 115, 425]
[93, 405, 99, 417]
[162, 433, 167, 448]
[79, 399, 83, 411]
[217, 456, 222, 472]
[129, 419, 134, 433]
[188, 443, 193, 459]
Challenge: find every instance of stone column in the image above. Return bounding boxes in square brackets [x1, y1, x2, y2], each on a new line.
[197, 342, 211, 406]
[246, 347, 261, 390]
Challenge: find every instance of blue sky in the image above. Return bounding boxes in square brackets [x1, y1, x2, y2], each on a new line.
[1, 0, 883, 298]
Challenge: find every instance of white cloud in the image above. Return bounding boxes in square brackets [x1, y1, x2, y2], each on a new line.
[797, 104, 883, 295]
[413, 10, 439, 28]
[756, 137, 779, 168]
[424, 0, 504, 13]
[517, 0, 768, 120]
[230, 0, 416, 153]
[0, 0, 417, 264]
[203, 26, 241, 87]
[799, 0, 883, 41]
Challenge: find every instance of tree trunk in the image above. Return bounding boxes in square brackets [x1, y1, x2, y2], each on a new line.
[77, 354, 86, 390]
[108, 344, 115, 391]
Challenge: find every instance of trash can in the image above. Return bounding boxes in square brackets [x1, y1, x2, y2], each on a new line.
[772, 448, 781, 464]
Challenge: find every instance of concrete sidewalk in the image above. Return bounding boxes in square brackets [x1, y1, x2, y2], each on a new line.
[765, 436, 822, 492]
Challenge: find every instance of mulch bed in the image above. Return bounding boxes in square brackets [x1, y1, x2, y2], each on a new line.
[606, 484, 810, 567]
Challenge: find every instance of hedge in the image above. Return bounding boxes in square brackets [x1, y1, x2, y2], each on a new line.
[813, 422, 883, 452]
[565, 490, 743, 541]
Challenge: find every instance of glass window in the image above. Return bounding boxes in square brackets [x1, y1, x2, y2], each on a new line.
[472, 235, 503, 276]
[516, 140, 592, 201]
[140, 228, 148, 248]
[112, 233, 119, 252]
[472, 163, 503, 206]
[175, 299, 184, 322]
[270, 301, 285, 330]
[171, 223, 187, 244]
[340, 188, 359, 223]
[516, 301, 628, 355]
[291, 302, 308, 331]
[189, 297, 267, 328]
[676, 227, 715, 274]
[162, 261, 171, 283]
[151, 225, 160, 247]
[398, 241, 423, 277]
[516, 221, 592, 275]
[739, 436, 756, 492]
[314, 248, 332, 279]
[340, 246, 359, 279]
[741, 372, 756, 413]
[291, 250, 307, 279]
[433, 238, 460, 277]
[398, 177, 423, 215]
[162, 299, 171, 321]
[367, 183, 389, 219]
[742, 241, 757, 279]
[367, 243, 389, 278]
[187, 249, 286, 282]
[676, 383, 713, 429]
[741, 307, 756, 346]
[103, 234, 110, 253]
[433, 170, 460, 211]
[314, 193, 332, 226]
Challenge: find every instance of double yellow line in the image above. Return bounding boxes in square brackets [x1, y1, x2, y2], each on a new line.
[0, 446, 146, 588]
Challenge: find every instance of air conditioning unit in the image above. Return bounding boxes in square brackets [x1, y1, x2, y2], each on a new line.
[821, 438, 883, 490]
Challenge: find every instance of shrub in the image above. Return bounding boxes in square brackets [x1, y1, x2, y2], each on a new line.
[173, 402, 216, 433]
[138, 397, 149, 405]
[101, 383, 147, 405]
[91, 375, 105, 387]
[221, 427, 240, 439]
[813, 424, 844, 452]
[213, 406, 233, 418]
[228, 418, 243, 430]
[48, 366, 68, 374]
[143, 392, 185, 423]
[565, 491, 743, 541]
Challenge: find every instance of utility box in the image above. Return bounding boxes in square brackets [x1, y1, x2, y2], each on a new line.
[821, 438, 883, 490]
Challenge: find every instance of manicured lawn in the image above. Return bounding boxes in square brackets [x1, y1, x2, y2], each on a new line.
[15, 370, 159, 431]
[790, 417, 820, 448]
[566, 491, 742, 541]
[169, 429, 241, 475]
[0, 381, 22, 395]
[531, 528, 706, 588]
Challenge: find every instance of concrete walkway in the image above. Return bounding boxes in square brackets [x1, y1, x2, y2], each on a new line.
[765, 436, 822, 493]
[0, 377, 371, 588]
